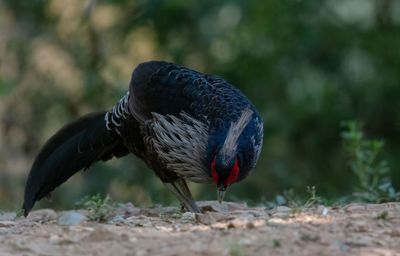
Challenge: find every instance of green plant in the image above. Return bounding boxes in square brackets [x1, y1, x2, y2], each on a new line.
[15, 208, 24, 219]
[377, 211, 388, 220]
[303, 186, 322, 208]
[265, 186, 323, 211]
[273, 239, 281, 248]
[75, 194, 114, 222]
[341, 121, 400, 203]
[283, 189, 299, 208]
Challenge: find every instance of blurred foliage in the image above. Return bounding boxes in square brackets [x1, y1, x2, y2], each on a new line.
[0, 0, 400, 210]
[341, 121, 400, 203]
[263, 186, 323, 210]
[75, 193, 113, 222]
[15, 208, 24, 219]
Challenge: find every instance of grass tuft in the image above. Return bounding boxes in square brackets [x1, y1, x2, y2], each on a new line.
[273, 239, 281, 248]
[15, 208, 24, 219]
[377, 210, 388, 220]
[303, 186, 323, 208]
[75, 193, 114, 222]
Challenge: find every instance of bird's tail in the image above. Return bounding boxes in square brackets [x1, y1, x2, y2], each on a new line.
[22, 111, 129, 216]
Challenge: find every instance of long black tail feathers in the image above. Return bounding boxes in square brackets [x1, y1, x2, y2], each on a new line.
[22, 112, 129, 217]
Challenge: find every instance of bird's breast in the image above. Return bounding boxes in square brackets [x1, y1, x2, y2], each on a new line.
[142, 111, 213, 183]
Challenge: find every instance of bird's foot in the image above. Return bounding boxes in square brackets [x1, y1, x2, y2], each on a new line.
[164, 180, 201, 213]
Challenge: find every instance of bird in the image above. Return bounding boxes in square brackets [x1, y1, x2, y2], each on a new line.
[22, 60, 263, 216]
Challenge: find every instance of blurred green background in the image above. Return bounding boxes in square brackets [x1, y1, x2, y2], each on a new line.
[1, 0, 399, 210]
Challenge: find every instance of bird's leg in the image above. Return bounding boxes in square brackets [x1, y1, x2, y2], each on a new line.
[164, 181, 201, 213]
[175, 179, 193, 200]
[175, 179, 201, 212]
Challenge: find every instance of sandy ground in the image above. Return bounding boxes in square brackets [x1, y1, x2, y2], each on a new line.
[0, 201, 400, 256]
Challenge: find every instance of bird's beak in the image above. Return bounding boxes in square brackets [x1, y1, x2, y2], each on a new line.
[217, 184, 226, 204]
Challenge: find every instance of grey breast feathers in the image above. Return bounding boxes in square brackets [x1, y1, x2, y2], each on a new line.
[143, 111, 212, 183]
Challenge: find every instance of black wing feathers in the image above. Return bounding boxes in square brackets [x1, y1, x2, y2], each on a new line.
[23, 112, 128, 216]
[129, 61, 197, 122]
[128, 61, 253, 125]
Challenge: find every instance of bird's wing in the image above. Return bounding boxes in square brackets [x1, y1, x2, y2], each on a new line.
[128, 61, 252, 125]
[128, 61, 199, 122]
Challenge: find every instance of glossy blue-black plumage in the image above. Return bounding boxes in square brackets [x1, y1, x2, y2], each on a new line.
[130, 61, 256, 124]
[23, 60, 263, 216]
[128, 61, 263, 186]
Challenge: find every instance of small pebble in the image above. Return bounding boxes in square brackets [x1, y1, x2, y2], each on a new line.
[241, 213, 255, 221]
[246, 222, 255, 229]
[346, 236, 373, 247]
[275, 206, 291, 212]
[195, 213, 216, 225]
[348, 221, 369, 232]
[391, 227, 400, 237]
[0, 221, 15, 227]
[108, 215, 128, 225]
[182, 212, 195, 221]
[0, 227, 11, 235]
[343, 204, 365, 213]
[331, 241, 349, 252]
[227, 222, 235, 229]
[58, 212, 86, 226]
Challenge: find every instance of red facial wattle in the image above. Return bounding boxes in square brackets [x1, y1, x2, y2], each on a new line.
[225, 158, 240, 186]
[211, 156, 219, 185]
[211, 157, 240, 187]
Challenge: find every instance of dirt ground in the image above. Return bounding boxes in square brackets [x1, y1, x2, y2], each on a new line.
[0, 201, 400, 256]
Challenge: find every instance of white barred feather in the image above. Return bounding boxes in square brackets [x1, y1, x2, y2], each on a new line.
[220, 107, 253, 164]
[145, 112, 212, 183]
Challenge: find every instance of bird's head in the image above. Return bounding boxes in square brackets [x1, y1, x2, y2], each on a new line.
[208, 107, 262, 203]
[211, 153, 242, 203]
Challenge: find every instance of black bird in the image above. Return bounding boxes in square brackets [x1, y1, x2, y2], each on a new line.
[22, 61, 263, 216]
